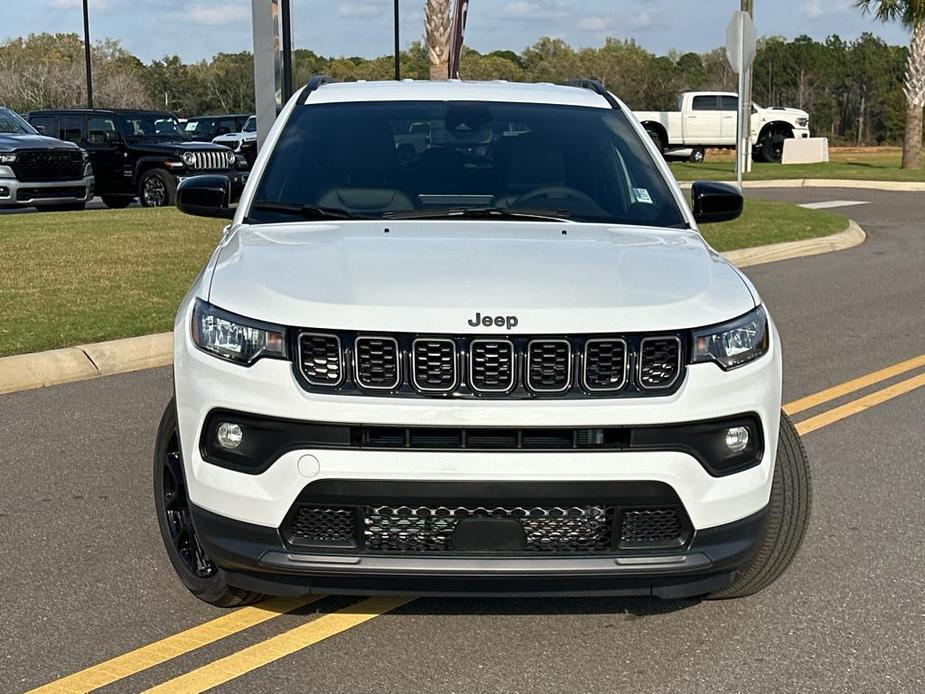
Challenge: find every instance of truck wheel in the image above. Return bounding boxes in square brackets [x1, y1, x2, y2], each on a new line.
[645, 127, 666, 155]
[758, 132, 791, 163]
[101, 195, 133, 209]
[688, 147, 706, 164]
[709, 412, 812, 599]
[154, 399, 268, 607]
[139, 169, 177, 207]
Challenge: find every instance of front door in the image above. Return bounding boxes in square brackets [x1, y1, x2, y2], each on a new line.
[82, 114, 129, 194]
[684, 95, 724, 146]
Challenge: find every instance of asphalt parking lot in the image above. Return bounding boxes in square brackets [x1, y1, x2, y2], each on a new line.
[1, 188, 923, 693]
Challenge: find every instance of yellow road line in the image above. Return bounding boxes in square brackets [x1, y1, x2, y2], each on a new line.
[795, 371, 925, 436]
[143, 595, 414, 694]
[27, 596, 322, 694]
[785, 353, 925, 415]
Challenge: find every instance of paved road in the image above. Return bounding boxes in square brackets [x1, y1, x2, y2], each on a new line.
[1, 188, 923, 693]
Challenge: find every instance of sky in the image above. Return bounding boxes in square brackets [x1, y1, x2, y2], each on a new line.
[2, 0, 911, 63]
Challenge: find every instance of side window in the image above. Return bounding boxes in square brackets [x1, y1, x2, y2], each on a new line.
[691, 96, 718, 111]
[87, 116, 118, 144]
[59, 116, 84, 144]
[720, 96, 738, 112]
[30, 114, 56, 135]
[216, 119, 236, 136]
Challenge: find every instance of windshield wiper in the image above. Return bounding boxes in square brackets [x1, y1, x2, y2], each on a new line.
[383, 207, 571, 222]
[248, 201, 366, 220]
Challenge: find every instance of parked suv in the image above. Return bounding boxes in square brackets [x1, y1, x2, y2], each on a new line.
[0, 107, 93, 210]
[185, 113, 252, 142]
[156, 78, 811, 605]
[28, 109, 239, 207]
[212, 115, 258, 168]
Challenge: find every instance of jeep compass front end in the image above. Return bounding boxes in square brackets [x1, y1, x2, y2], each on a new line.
[155, 79, 811, 606]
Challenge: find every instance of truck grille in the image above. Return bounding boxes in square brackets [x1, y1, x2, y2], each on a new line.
[619, 508, 686, 548]
[295, 330, 685, 398]
[11, 150, 83, 182]
[284, 507, 355, 547]
[639, 337, 682, 390]
[189, 150, 231, 170]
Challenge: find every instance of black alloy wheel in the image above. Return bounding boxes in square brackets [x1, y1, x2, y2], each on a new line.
[139, 169, 177, 207]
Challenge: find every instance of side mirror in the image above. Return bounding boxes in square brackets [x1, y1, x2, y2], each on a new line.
[691, 181, 744, 224]
[177, 175, 235, 219]
[35, 125, 47, 134]
[105, 130, 121, 144]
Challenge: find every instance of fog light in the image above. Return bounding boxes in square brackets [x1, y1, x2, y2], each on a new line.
[216, 422, 243, 449]
[724, 426, 750, 453]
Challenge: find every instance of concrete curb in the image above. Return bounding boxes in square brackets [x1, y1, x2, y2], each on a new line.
[679, 178, 925, 191]
[721, 220, 866, 269]
[0, 221, 867, 397]
[0, 332, 173, 396]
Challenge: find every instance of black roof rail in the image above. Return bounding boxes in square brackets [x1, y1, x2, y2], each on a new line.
[297, 75, 335, 104]
[560, 79, 621, 110]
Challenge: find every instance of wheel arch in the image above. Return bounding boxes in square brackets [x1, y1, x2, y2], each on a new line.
[757, 121, 795, 143]
[641, 121, 669, 147]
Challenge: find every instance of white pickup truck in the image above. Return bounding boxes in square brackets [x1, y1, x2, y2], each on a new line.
[636, 92, 810, 163]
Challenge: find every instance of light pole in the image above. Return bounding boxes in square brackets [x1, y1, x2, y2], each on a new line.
[82, 0, 93, 108]
[393, 0, 401, 80]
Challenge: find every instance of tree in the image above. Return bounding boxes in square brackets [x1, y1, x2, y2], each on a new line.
[424, 0, 451, 80]
[856, 0, 925, 167]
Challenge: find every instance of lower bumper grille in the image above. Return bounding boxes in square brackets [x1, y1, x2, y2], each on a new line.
[284, 500, 688, 554]
[16, 185, 86, 201]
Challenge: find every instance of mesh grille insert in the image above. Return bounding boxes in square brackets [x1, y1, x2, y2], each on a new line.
[355, 337, 400, 389]
[11, 150, 84, 182]
[527, 340, 571, 392]
[469, 340, 515, 392]
[412, 339, 457, 391]
[619, 508, 685, 548]
[639, 337, 681, 389]
[584, 339, 628, 391]
[364, 505, 616, 553]
[299, 333, 343, 386]
[285, 507, 356, 547]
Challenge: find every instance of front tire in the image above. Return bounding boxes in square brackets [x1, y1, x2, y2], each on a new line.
[709, 412, 812, 599]
[688, 147, 706, 164]
[139, 169, 177, 207]
[758, 130, 792, 163]
[154, 399, 267, 607]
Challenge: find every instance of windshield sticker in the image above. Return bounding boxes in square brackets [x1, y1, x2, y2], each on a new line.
[633, 188, 653, 204]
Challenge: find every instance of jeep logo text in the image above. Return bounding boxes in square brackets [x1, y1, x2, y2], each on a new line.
[468, 312, 519, 330]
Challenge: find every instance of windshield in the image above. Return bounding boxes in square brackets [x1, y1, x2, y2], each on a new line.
[243, 116, 256, 132]
[248, 100, 686, 227]
[118, 113, 187, 140]
[0, 108, 37, 135]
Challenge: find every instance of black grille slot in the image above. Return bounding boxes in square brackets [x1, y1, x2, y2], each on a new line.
[527, 340, 571, 392]
[412, 339, 457, 392]
[639, 337, 681, 390]
[619, 508, 686, 548]
[298, 333, 343, 386]
[469, 340, 515, 392]
[16, 186, 86, 201]
[11, 150, 83, 182]
[364, 505, 616, 553]
[285, 507, 356, 547]
[354, 337, 400, 389]
[583, 339, 627, 391]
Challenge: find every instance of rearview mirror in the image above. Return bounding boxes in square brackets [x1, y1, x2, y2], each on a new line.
[691, 181, 744, 224]
[177, 175, 235, 219]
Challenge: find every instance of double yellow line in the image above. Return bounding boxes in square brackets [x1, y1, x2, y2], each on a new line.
[28, 353, 925, 694]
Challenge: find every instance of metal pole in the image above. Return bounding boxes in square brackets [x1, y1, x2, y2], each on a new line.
[393, 0, 401, 80]
[742, 0, 754, 172]
[736, 12, 746, 189]
[280, 0, 294, 102]
[82, 0, 93, 108]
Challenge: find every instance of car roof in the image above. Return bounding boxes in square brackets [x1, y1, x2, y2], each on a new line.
[28, 108, 177, 116]
[188, 113, 253, 119]
[303, 80, 613, 109]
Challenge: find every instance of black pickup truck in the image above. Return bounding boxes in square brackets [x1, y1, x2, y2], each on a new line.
[0, 107, 94, 211]
[28, 109, 244, 207]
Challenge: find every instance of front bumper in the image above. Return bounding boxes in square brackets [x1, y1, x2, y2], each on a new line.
[192, 502, 768, 598]
[0, 174, 94, 207]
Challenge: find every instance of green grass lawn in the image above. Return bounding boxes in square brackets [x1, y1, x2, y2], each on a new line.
[0, 203, 846, 358]
[671, 147, 925, 182]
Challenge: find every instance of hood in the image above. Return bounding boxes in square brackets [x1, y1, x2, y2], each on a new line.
[127, 139, 231, 155]
[760, 105, 809, 120]
[208, 222, 756, 334]
[0, 133, 81, 152]
[213, 132, 256, 144]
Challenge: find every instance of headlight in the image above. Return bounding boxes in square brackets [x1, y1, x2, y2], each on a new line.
[80, 149, 90, 162]
[191, 299, 287, 366]
[797, 117, 809, 127]
[0, 153, 16, 163]
[692, 306, 769, 370]
[181, 151, 197, 167]
[224, 149, 235, 165]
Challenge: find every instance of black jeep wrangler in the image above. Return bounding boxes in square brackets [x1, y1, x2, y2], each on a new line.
[28, 109, 243, 208]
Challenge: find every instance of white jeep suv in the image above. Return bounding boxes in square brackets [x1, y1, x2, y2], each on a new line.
[155, 78, 811, 606]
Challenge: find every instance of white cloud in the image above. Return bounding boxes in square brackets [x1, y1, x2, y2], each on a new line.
[51, 0, 108, 8]
[500, 1, 570, 21]
[800, 0, 853, 20]
[187, 4, 249, 26]
[577, 7, 669, 34]
[577, 16, 609, 32]
[338, 2, 384, 18]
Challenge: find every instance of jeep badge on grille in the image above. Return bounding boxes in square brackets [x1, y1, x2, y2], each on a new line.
[467, 312, 518, 330]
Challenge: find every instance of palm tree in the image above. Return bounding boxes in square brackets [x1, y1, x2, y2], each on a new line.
[425, 0, 451, 80]
[856, 0, 925, 168]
